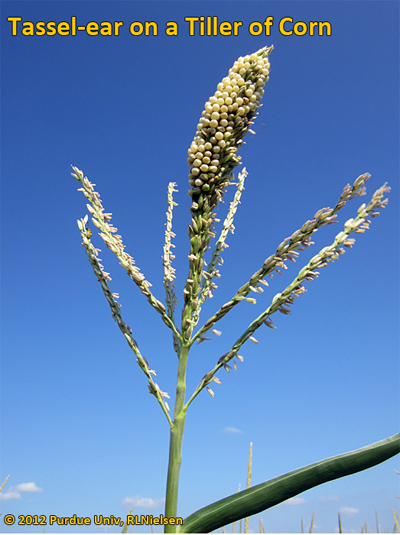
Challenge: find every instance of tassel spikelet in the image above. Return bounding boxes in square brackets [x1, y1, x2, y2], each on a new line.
[192, 172, 372, 344]
[163, 182, 180, 354]
[186, 182, 390, 405]
[75, 212, 173, 425]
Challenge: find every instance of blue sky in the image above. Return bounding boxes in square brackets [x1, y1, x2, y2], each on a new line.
[1, 1, 399, 533]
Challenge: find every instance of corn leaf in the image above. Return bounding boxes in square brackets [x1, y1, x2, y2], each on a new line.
[178, 433, 400, 533]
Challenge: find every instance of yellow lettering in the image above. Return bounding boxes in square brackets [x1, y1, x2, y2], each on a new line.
[22, 21, 34, 36]
[7, 16, 127, 37]
[293, 21, 307, 36]
[86, 21, 99, 35]
[8, 17, 22, 35]
[46, 21, 56, 35]
[130, 21, 143, 35]
[309, 21, 318, 36]
[201, 16, 206, 36]
[165, 21, 178, 36]
[185, 17, 198, 36]
[100, 21, 112, 36]
[279, 18, 331, 36]
[114, 21, 123, 35]
[36, 21, 46, 36]
[71, 16, 76, 35]
[219, 21, 232, 35]
[263, 16, 273, 36]
[233, 21, 242, 35]
[129, 21, 157, 35]
[184, 16, 239, 36]
[319, 21, 332, 36]
[279, 17, 293, 35]
[249, 21, 262, 36]
[57, 21, 70, 35]
[145, 21, 157, 35]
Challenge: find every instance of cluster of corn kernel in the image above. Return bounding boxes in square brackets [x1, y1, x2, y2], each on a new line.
[187, 46, 272, 213]
[182, 47, 272, 313]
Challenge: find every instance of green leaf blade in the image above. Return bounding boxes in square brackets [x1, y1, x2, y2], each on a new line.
[178, 433, 400, 533]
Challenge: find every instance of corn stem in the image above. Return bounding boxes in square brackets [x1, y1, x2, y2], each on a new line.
[164, 343, 190, 532]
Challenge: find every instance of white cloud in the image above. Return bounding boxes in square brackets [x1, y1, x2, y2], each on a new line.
[122, 496, 165, 508]
[278, 497, 306, 506]
[222, 427, 242, 433]
[0, 491, 21, 501]
[319, 494, 340, 502]
[339, 507, 359, 516]
[16, 483, 42, 493]
[0, 482, 42, 500]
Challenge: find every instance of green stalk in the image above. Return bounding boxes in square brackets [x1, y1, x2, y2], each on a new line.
[164, 343, 190, 532]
